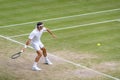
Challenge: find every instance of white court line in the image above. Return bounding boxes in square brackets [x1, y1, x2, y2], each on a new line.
[0, 8, 120, 29]
[0, 35, 120, 80]
[9, 19, 119, 38]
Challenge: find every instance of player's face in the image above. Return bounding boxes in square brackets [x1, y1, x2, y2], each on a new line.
[37, 25, 43, 31]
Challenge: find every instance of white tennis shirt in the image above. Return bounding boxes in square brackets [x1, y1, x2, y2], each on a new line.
[29, 27, 47, 43]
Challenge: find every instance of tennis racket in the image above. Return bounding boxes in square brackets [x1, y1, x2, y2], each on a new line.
[11, 45, 27, 59]
[11, 51, 22, 59]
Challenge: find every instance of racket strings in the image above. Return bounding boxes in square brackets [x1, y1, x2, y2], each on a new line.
[11, 52, 21, 59]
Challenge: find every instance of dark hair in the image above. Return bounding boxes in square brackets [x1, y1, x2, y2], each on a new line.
[37, 22, 43, 27]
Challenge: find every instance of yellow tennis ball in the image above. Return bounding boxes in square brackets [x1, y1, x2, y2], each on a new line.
[97, 43, 101, 46]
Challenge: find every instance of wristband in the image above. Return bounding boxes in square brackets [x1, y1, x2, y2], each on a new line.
[24, 45, 28, 48]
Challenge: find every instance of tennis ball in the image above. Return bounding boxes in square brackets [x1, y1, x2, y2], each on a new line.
[97, 43, 101, 46]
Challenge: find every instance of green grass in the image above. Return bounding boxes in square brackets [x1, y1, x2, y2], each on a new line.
[0, 0, 120, 80]
[0, 0, 120, 26]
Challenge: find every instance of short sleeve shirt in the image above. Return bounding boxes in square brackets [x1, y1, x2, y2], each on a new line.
[29, 27, 47, 43]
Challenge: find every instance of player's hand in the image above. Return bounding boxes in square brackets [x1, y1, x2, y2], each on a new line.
[21, 45, 28, 52]
[21, 48, 25, 52]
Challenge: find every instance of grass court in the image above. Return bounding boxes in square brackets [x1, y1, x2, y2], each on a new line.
[0, 0, 120, 80]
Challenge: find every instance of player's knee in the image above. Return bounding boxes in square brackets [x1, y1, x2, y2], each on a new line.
[41, 47, 46, 51]
[38, 54, 42, 57]
[36, 51, 42, 57]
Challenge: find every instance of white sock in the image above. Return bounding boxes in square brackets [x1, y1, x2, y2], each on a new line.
[33, 62, 37, 67]
[45, 57, 48, 60]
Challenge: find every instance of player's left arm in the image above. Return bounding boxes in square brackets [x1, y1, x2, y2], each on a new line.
[46, 28, 56, 38]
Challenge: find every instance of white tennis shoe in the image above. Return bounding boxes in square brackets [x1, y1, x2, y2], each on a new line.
[32, 66, 41, 71]
[45, 59, 53, 65]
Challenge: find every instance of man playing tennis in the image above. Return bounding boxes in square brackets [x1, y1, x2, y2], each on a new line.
[23, 22, 56, 71]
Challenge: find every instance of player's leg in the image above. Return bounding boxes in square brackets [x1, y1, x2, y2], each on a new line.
[32, 50, 42, 71]
[35, 50, 42, 62]
[41, 47, 52, 65]
[39, 42, 53, 65]
[32, 43, 42, 71]
[41, 47, 47, 57]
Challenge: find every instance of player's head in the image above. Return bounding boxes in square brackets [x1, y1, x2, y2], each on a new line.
[36, 22, 44, 30]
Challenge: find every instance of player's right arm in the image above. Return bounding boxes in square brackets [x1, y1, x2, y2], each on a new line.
[21, 39, 31, 52]
[22, 30, 35, 52]
[26, 39, 31, 46]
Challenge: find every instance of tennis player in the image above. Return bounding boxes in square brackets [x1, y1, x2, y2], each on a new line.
[23, 22, 56, 71]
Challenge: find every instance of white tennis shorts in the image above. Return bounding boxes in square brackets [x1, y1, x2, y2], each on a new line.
[31, 42, 44, 51]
